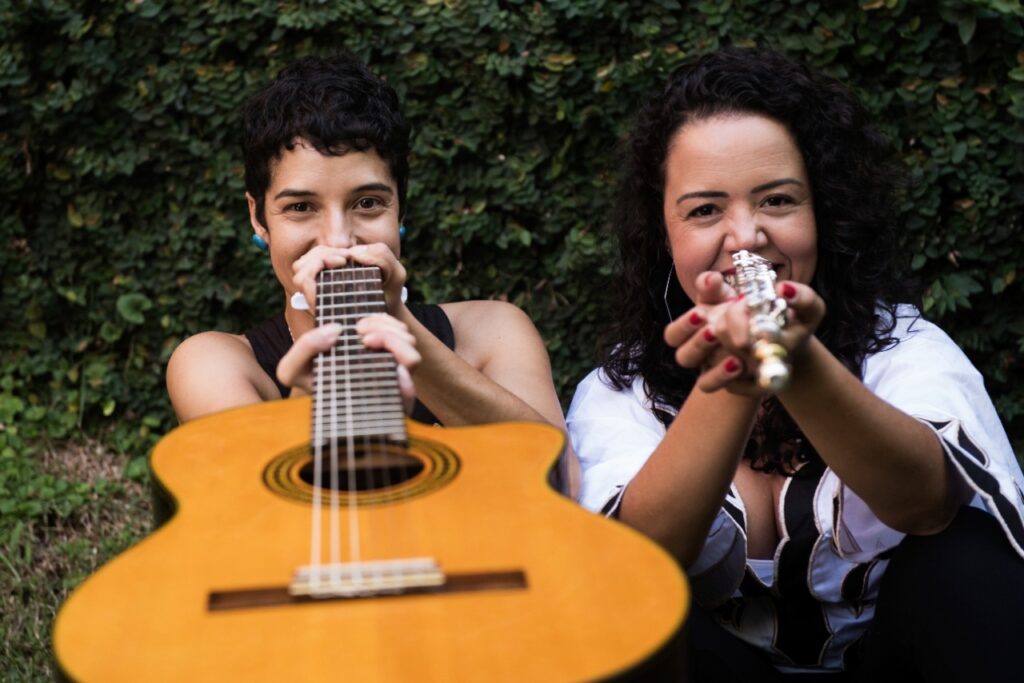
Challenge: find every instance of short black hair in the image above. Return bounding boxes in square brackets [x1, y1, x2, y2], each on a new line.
[242, 52, 410, 226]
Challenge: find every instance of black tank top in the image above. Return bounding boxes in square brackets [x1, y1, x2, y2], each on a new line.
[244, 303, 455, 425]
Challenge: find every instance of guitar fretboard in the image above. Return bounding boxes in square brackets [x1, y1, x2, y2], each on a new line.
[311, 266, 407, 444]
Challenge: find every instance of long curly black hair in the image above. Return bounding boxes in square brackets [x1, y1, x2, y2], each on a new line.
[601, 47, 918, 474]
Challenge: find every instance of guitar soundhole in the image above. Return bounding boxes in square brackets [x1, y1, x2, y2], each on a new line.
[264, 437, 459, 506]
[297, 444, 425, 492]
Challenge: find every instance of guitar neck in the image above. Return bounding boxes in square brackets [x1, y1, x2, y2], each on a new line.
[311, 266, 407, 444]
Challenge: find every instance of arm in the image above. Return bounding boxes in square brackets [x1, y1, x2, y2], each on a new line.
[288, 244, 579, 496]
[409, 300, 564, 427]
[293, 245, 566, 427]
[710, 280, 961, 535]
[165, 332, 279, 423]
[289, 244, 560, 425]
[617, 390, 758, 566]
[776, 330, 959, 535]
[611, 274, 760, 565]
[409, 300, 581, 499]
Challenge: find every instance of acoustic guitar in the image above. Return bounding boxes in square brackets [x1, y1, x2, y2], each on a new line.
[54, 266, 689, 681]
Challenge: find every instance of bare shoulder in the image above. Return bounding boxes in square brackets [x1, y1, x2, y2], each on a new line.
[439, 299, 535, 328]
[166, 331, 279, 422]
[439, 300, 547, 370]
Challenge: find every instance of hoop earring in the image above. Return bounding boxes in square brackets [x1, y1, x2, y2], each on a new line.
[251, 234, 269, 252]
[663, 266, 677, 322]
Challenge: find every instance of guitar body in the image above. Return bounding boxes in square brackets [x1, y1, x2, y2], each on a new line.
[54, 397, 688, 681]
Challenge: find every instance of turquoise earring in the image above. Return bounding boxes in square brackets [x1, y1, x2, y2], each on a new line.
[399, 224, 408, 239]
[251, 234, 269, 251]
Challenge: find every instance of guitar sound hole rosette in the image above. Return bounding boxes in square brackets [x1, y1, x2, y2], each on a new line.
[262, 436, 460, 506]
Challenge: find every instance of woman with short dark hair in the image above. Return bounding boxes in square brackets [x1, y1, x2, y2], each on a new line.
[168, 53, 578, 494]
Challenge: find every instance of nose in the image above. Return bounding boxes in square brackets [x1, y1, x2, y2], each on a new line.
[723, 208, 766, 252]
[319, 207, 354, 248]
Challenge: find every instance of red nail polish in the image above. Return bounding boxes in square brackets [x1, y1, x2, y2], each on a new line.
[725, 358, 739, 373]
[703, 328, 717, 343]
[782, 283, 797, 299]
[689, 311, 703, 325]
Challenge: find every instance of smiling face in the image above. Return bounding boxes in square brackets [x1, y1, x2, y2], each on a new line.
[247, 140, 401, 300]
[662, 114, 817, 301]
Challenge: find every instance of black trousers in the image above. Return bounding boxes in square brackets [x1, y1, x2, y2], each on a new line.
[686, 506, 1024, 682]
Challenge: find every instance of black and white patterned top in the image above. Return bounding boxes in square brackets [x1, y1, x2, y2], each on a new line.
[566, 305, 1024, 673]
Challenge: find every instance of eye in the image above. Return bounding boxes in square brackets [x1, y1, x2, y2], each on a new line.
[355, 196, 385, 211]
[286, 202, 312, 213]
[762, 194, 794, 208]
[687, 204, 718, 219]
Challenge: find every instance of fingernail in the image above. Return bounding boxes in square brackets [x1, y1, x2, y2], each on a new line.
[396, 364, 414, 390]
[703, 328, 717, 343]
[725, 357, 740, 373]
[782, 283, 797, 299]
[688, 311, 703, 325]
[320, 323, 342, 338]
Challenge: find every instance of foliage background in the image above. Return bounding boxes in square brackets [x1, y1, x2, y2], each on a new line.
[2, 0, 1023, 677]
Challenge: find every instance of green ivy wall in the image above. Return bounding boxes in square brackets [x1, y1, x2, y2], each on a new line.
[2, 0, 1023, 516]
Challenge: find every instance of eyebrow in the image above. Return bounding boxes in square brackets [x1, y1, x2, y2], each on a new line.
[674, 190, 727, 205]
[273, 183, 395, 201]
[674, 178, 804, 205]
[750, 178, 804, 194]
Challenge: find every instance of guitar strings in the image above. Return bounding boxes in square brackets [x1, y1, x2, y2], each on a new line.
[309, 266, 407, 591]
[361, 272, 384, 587]
[360, 267, 391, 588]
[330, 269, 347, 584]
[342, 269, 362, 578]
[309, 274, 326, 590]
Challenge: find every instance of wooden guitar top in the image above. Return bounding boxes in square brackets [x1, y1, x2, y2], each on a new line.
[54, 397, 689, 681]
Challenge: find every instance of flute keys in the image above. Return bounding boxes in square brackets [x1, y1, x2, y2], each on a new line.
[753, 341, 787, 362]
[753, 340, 791, 392]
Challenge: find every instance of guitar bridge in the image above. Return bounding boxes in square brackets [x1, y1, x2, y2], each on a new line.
[289, 557, 446, 598]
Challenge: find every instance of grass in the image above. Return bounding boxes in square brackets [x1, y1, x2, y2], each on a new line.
[0, 438, 150, 682]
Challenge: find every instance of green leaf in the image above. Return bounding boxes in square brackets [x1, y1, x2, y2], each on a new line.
[116, 294, 153, 325]
[99, 321, 123, 342]
[957, 13, 976, 44]
[951, 141, 967, 163]
[124, 456, 150, 482]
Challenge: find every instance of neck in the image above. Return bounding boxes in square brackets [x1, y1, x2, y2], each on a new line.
[310, 266, 407, 445]
[284, 298, 315, 342]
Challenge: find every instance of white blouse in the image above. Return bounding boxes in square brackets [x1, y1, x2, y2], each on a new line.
[567, 305, 1024, 673]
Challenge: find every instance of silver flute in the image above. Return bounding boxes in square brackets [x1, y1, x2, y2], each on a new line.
[724, 250, 791, 392]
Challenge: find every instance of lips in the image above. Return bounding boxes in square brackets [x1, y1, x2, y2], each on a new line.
[720, 262, 783, 276]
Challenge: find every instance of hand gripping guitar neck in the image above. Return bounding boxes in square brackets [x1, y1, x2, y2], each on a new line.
[725, 250, 791, 392]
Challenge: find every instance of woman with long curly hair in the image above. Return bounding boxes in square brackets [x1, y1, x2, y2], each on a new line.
[567, 47, 1024, 680]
